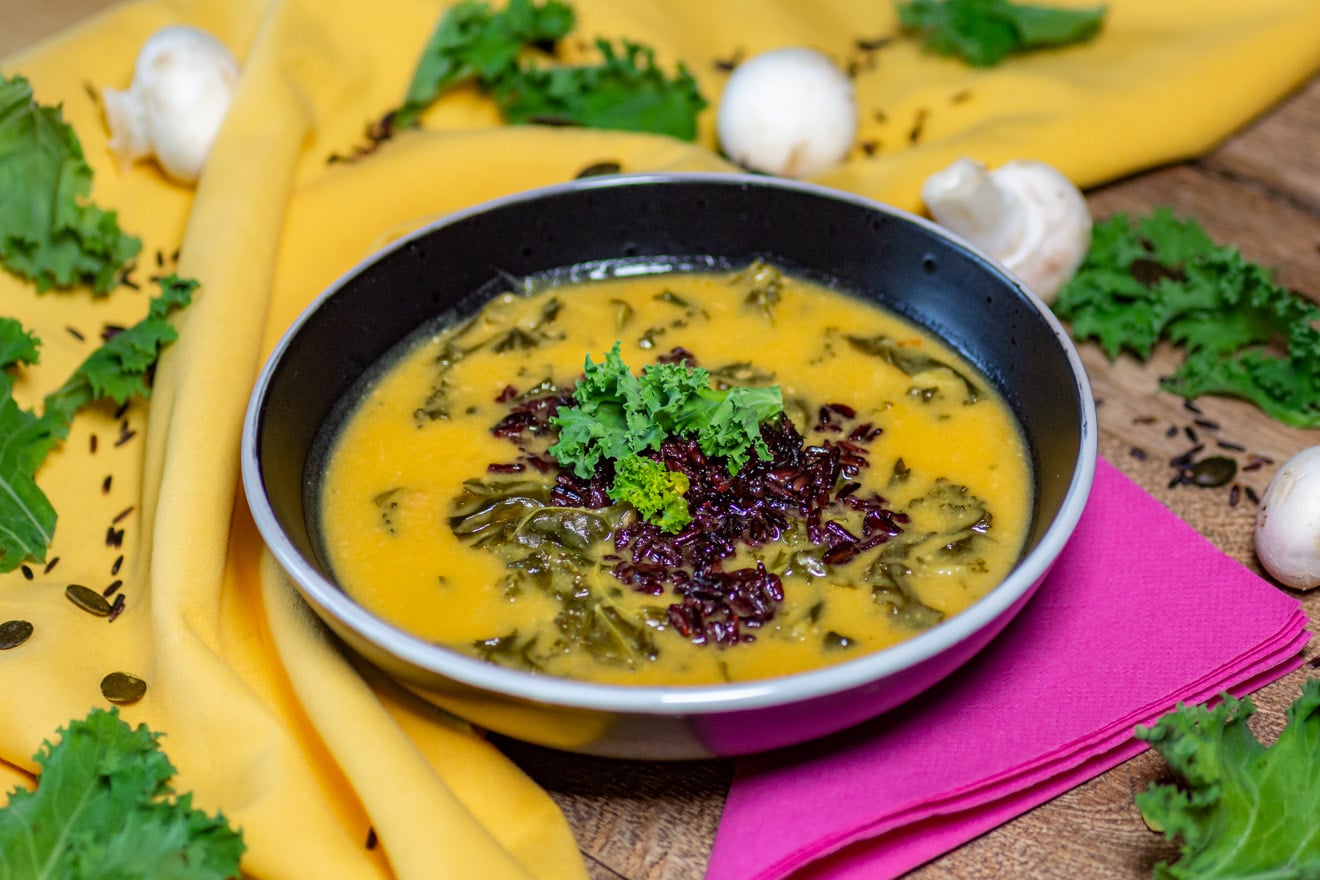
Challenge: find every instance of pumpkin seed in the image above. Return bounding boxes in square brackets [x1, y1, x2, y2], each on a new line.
[1188, 455, 1238, 488]
[0, 619, 33, 650]
[100, 671, 147, 704]
[66, 583, 112, 616]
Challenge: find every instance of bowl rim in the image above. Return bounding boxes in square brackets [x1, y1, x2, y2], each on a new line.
[241, 170, 1098, 716]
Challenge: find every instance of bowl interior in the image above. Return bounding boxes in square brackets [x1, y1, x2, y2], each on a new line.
[245, 172, 1094, 717]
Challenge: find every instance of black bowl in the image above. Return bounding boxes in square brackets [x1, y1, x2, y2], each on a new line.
[242, 172, 1096, 759]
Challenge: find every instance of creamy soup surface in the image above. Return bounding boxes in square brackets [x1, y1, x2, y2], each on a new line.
[317, 264, 1033, 686]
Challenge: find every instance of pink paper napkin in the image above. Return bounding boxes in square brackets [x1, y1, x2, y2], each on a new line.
[708, 456, 1310, 880]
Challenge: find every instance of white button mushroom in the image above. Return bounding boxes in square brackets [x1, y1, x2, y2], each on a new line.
[921, 157, 1092, 303]
[1254, 445, 1320, 591]
[716, 47, 857, 179]
[101, 25, 239, 186]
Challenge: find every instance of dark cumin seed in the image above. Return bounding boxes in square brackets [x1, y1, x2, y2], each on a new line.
[65, 326, 85, 342]
[1130, 447, 1148, 461]
[114, 401, 129, 419]
[1194, 418, 1220, 431]
[1229, 484, 1241, 507]
[106, 527, 125, 548]
[107, 593, 127, 622]
[111, 554, 124, 576]
[1243, 461, 1263, 472]
[102, 475, 112, 494]
[908, 108, 928, 144]
[103, 579, 123, 598]
[1217, 440, 1246, 452]
[1166, 426, 1178, 438]
[1133, 415, 1156, 425]
[115, 429, 137, 447]
[1245, 486, 1261, 505]
[44, 557, 59, 574]
[1184, 426, 1198, 443]
[366, 827, 378, 850]
[1183, 399, 1203, 415]
[112, 505, 135, 525]
[21, 565, 33, 580]
[89, 434, 98, 454]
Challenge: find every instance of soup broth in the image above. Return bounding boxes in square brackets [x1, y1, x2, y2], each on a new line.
[317, 264, 1033, 686]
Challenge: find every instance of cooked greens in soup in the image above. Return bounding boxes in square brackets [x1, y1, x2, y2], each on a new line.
[316, 263, 1033, 686]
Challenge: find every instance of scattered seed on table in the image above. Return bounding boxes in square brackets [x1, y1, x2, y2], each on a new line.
[1132, 415, 1156, 425]
[111, 554, 123, 576]
[114, 429, 137, 447]
[20, 565, 33, 581]
[365, 827, 378, 850]
[106, 527, 124, 548]
[108, 593, 127, 622]
[1187, 456, 1237, 488]
[1130, 447, 1148, 461]
[101, 671, 147, 704]
[102, 475, 112, 494]
[1166, 426, 1178, 438]
[1229, 484, 1241, 507]
[114, 401, 129, 419]
[1217, 439, 1246, 452]
[65, 325, 85, 342]
[1194, 418, 1220, 431]
[66, 583, 112, 616]
[112, 505, 135, 525]
[1184, 426, 1198, 443]
[1245, 486, 1261, 505]
[89, 433, 98, 454]
[0, 620, 34, 650]
[43, 557, 59, 574]
[1183, 399, 1203, 415]
[103, 579, 123, 598]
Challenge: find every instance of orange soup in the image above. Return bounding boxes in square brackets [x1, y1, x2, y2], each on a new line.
[317, 264, 1032, 685]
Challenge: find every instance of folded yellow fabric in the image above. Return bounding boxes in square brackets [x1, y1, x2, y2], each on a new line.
[1, 0, 1317, 877]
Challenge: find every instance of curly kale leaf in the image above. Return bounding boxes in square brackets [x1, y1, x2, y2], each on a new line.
[549, 342, 781, 529]
[492, 39, 707, 141]
[396, 0, 575, 128]
[896, 0, 1106, 67]
[1053, 209, 1320, 427]
[0, 707, 245, 880]
[0, 72, 141, 293]
[0, 274, 195, 571]
[393, 0, 705, 140]
[608, 454, 691, 533]
[1134, 679, 1320, 879]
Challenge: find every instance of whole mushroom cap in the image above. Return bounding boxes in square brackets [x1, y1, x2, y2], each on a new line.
[716, 47, 857, 179]
[1254, 445, 1320, 590]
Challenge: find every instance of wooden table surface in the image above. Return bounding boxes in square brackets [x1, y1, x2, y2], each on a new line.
[5, 5, 1320, 879]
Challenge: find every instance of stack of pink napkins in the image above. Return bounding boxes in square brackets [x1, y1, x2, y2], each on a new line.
[708, 457, 1310, 880]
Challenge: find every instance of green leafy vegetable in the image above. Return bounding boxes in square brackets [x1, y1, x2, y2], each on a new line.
[392, 0, 705, 141]
[549, 342, 782, 531]
[1134, 679, 1320, 879]
[608, 454, 691, 533]
[551, 342, 782, 476]
[396, 0, 575, 128]
[0, 72, 141, 293]
[895, 0, 1107, 67]
[1052, 209, 1320, 427]
[491, 39, 706, 141]
[0, 274, 196, 571]
[0, 707, 245, 879]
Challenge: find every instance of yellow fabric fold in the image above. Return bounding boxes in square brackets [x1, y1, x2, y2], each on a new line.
[1, 0, 1318, 877]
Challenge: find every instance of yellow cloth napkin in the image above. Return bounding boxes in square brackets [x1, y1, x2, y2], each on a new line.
[1, 0, 1317, 877]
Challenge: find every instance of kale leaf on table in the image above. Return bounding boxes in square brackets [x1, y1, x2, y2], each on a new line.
[1052, 208, 1320, 428]
[0, 275, 196, 572]
[1135, 679, 1320, 879]
[0, 707, 245, 879]
[0, 72, 141, 293]
[895, 0, 1107, 67]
